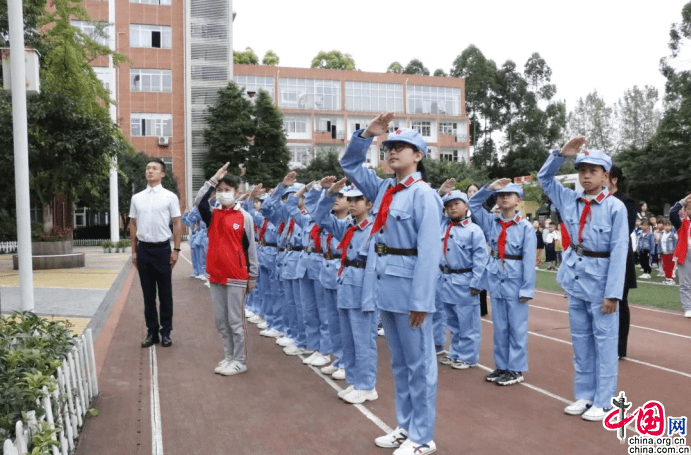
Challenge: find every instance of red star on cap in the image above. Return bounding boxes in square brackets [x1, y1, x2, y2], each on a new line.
[583, 150, 590, 155]
[396, 129, 402, 134]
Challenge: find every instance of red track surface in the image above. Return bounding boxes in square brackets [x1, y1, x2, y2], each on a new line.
[75, 256, 691, 455]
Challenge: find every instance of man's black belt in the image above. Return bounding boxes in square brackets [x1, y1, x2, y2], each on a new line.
[570, 244, 611, 258]
[343, 258, 366, 269]
[286, 245, 304, 252]
[374, 243, 418, 256]
[277, 247, 286, 252]
[138, 240, 169, 247]
[323, 252, 342, 260]
[305, 246, 322, 254]
[261, 242, 277, 247]
[490, 250, 523, 260]
[439, 265, 472, 274]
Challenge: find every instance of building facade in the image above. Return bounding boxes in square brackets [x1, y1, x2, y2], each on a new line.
[234, 65, 470, 174]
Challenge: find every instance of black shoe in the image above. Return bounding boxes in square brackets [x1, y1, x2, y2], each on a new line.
[485, 369, 506, 382]
[161, 335, 172, 347]
[496, 371, 524, 386]
[141, 334, 159, 348]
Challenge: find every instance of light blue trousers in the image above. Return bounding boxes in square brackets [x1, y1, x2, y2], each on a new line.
[444, 301, 481, 364]
[568, 295, 619, 408]
[491, 297, 529, 372]
[339, 308, 377, 390]
[323, 288, 343, 365]
[432, 298, 447, 349]
[380, 311, 437, 445]
[299, 277, 330, 353]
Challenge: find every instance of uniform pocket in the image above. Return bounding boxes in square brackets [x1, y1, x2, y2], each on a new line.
[384, 264, 415, 278]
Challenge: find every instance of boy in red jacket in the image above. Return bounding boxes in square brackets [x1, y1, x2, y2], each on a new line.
[196, 163, 258, 375]
[670, 193, 691, 318]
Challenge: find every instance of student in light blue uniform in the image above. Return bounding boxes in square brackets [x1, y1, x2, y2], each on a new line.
[182, 208, 207, 279]
[436, 190, 488, 370]
[538, 138, 628, 421]
[469, 180, 536, 387]
[312, 179, 378, 404]
[341, 113, 441, 455]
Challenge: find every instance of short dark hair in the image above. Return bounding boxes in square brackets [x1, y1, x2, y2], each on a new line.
[219, 174, 240, 188]
[148, 158, 166, 170]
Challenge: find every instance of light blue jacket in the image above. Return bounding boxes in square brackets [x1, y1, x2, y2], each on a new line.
[340, 130, 443, 314]
[538, 150, 628, 302]
[468, 187, 536, 300]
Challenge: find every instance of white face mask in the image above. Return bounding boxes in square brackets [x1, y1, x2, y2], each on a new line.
[215, 190, 236, 206]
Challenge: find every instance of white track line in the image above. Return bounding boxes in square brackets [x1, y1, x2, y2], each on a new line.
[150, 346, 164, 455]
[481, 319, 691, 378]
[534, 288, 684, 316]
[529, 304, 691, 340]
[300, 359, 393, 435]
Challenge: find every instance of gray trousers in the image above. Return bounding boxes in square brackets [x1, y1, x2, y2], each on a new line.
[209, 283, 248, 364]
[679, 254, 691, 311]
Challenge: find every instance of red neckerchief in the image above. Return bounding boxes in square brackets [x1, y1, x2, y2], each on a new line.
[337, 218, 370, 276]
[310, 225, 322, 253]
[496, 213, 521, 262]
[326, 233, 333, 255]
[443, 217, 470, 258]
[278, 221, 286, 235]
[286, 219, 296, 239]
[560, 222, 571, 250]
[370, 176, 419, 236]
[577, 190, 608, 244]
[258, 219, 269, 242]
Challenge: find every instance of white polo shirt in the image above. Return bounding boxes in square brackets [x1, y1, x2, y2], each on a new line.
[129, 184, 181, 243]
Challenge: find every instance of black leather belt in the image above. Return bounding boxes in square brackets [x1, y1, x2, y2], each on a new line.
[374, 243, 418, 256]
[343, 259, 366, 269]
[439, 265, 472, 274]
[490, 250, 523, 260]
[286, 245, 304, 251]
[138, 240, 169, 247]
[570, 244, 611, 258]
[305, 246, 321, 253]
[261, 242, 277, 247]
[323, 252, 342, 260]
[277, 247, 286, 252]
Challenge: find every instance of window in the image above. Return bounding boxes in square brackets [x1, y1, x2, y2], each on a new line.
[131, 69, 172, 92]
[283, 117, 307, 134]
[440, 149, 459, 162]
[345, 81, 403, 113]
[130, 24, 172, 49]
[235, 75, 274, 101]
[288, 145, 314, 166]
[161, 157, 173, 170]
[439, 122, 457, 135]
[131, 0, 171, 4]
[92, 67, 112, 92]
[71, 20, 109, 46]
[279, 78, 340, 110]
[131, 113, 173, 137]
[411, 121, 431, 137]
[407, 85, 461, 116]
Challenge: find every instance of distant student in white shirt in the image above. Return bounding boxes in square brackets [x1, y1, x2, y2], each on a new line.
[129, 159, 182, 348]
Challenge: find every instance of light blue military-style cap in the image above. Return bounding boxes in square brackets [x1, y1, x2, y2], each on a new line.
[442, 190, 468, 206]
[381, 128, 429, 157]
[575, 149, 612, 172]
[343, 187, 364, 198]
[283, 183, 305, 195]
[495, 183, 523, 198]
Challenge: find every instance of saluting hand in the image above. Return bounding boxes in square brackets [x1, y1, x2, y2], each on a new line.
[319, 176, 336, 189]
[560, 136, 586, 157]
[438, 178, 455, 196]
[213, 162, 230, 182]
[362, 112, 394, 138]
[282, 171, 297, 187]
[329, 177, 348, 195]
[488, 178, 512, 191]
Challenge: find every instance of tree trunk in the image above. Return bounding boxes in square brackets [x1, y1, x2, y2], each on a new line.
[42, 203, 53, 233]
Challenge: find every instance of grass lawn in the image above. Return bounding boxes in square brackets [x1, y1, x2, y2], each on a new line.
[535, 263, 682, 311]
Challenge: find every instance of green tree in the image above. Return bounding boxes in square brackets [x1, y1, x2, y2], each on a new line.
[296, 149, 344, 183]
[234, 47, 259, 65]
[245, 90, 290, 186]
[616, 85, 661, 151]
[403, 59, 429, 76]
[311, 50, 356, 70]
[423, 158, 489, 189]
[433, 68, 447, 77]
[386, 61, 404, 73]
[262, 49, 279, 66]
[0, 0, 48, 50]
[523, 52, 556, 101]
[203, 81, 254, 180]
[567, 91, 616, 151]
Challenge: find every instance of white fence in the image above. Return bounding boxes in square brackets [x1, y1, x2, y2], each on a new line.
[1, 238, 188, 253]
[2, 329, 99, 455]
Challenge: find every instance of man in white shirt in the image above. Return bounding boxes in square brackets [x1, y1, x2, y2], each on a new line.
[129, 159, 182, 348]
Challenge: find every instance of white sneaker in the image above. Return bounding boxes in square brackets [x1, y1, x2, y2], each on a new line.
[277, 337, 294, 347]
[564, 399, 593, 416]
[374, 427, 409, 448]
[320, 364, 338, 375]
[248, 315, 264, 324]
[393, 439, 436, 455]
[685, 310, 691, 318]
[214, 359, 231, 374]
[582, 406, 611, 421]
[341, 388, 378, 404]
[439, 356, 454, 365]
[450, 360, 477, 370]
[245, 309, 255, 318]
[378, 327, 385, 336]
[195, 274, 207, 281]
[302, 351, 319, 364]
[435, 348, 448, 356]
[218, 360, 247, 376]
[337, 385, 354, 398]
[332, 368, 346, 380]
[204, 281, 210, 288]
[257, 321, 268, 329]
[260, 329, 282, 338]
[639, 273, 650, 279]
[310, 353, 331, 367]
[283, 345, 305, 356]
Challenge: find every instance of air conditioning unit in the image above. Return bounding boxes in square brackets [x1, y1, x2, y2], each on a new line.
[158, 136, 169, 146]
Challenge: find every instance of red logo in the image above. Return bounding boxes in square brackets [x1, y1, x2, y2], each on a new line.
[396, 129, 402, 134]
[583, 150, 590, 155]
